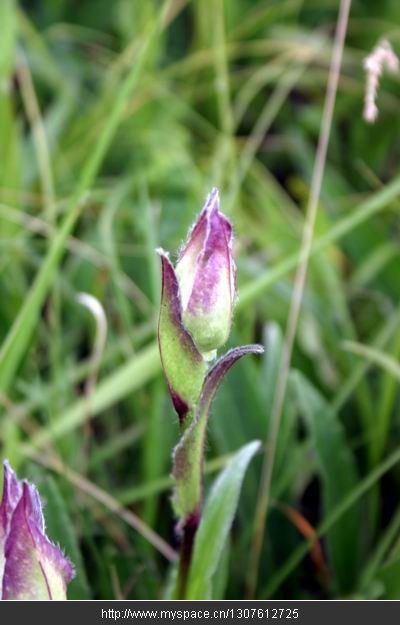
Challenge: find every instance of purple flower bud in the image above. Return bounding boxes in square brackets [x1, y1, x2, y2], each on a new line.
[175, 188, 236, 357]
[158, 189, 236, 421]
[0, 461, 74, 600]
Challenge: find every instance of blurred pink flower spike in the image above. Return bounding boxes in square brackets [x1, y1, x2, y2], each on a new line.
[0, 461, 74, 600]
[363, 39, 399, 123]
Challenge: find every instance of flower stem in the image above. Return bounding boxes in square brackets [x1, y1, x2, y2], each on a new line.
[177, 511, 200, 599]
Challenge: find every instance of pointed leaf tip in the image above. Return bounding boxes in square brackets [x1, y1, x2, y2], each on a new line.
[199, 344, 264, 415]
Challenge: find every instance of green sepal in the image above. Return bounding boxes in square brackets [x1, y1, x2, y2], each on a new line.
[158, 251, 207, 426]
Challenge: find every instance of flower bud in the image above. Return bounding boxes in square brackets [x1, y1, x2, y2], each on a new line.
[175, 188, 236, 358]
[158, 188, 237, 422]
[0, 461, 74, 600]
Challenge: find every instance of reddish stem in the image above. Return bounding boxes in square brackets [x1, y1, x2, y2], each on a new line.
[177, 510, 200, 599]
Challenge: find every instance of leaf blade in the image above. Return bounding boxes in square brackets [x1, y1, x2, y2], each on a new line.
[186, 440, 260, 599]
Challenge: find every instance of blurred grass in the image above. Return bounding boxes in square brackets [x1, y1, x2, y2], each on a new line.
[1, 0, 400, 600]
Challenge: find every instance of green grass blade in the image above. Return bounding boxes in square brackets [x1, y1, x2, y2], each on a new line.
[23, 342, 159, 451]
[0, 4, 168, 394]
[292, 371, 360, 592]
[374, 555, 400, 599]
[239, 174, 400, 308]
[261, 447, 400, 598]
[342, 340, 400, 383]
[0, 0, 15, 81]
[360, 505, 400, 595]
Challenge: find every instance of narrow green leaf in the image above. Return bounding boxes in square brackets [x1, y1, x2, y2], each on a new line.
[263, 446, 400, 598]
[374, 555, 400, 599]
[239, 174, 400, 309]
[186, 440, 260, 599]
[211, 540, 230, 600]
[23, 343, 159, 451]
[261, 322, 296, 494]
[360, 506, 400, 593]
[291, 371, 360, 592]
[0, 0, 15, 81]
[342, 340, 400, 383]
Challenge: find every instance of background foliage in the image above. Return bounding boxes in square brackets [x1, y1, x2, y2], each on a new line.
[1, 0, 400, 599]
